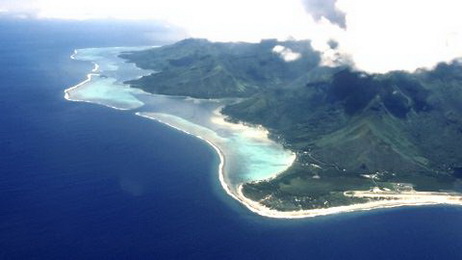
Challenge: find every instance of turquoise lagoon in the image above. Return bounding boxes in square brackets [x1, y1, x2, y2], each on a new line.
[65, 47, 295, 195]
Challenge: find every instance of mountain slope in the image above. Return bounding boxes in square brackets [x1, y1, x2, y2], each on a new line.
[121, 39, 462, 210]
[120, 38, 320, 98]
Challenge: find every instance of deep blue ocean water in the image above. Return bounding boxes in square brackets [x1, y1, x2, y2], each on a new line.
[1, 19, 462, 259]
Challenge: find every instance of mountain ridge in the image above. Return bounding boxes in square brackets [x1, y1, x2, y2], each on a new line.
[121, 38, 462, 210]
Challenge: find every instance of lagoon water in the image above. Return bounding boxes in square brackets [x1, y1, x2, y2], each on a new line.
[66, 46, 295, 190]
[1, 19, 462, 259]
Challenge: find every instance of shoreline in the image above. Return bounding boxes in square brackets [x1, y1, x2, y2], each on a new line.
[66, 47, 462, 220]
[64, 52, 138, 111]
[210, 107, 296, 182]
[64, 50, 99, 101]
[64, 72, 133, 111]
[236, 185, 462, 219]
[135, 112, 462, 219]
[134, 112, 240, 204]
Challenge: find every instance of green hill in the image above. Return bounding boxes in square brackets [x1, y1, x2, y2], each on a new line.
[120, 38, 320, 98]
[121, 39, 462, 210]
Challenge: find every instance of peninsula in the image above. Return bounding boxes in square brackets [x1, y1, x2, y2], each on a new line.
[119, 38, 462, 216]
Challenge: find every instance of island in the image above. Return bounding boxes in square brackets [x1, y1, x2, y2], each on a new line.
[117, 38, 462, 215]
[64, 38, 462, 218]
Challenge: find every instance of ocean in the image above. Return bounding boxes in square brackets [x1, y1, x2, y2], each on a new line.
[1, 19, 461, 259]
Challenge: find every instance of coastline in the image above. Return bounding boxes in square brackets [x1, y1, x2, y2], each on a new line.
[134, 112, 241, 204]
[135, 112, 462, 219]
[210, 107, 296, 182]
[64, 52, 99, 101]
[236, 185, 462, 219]
[66, 47, 462, 220]
[64, 51, 140, 111]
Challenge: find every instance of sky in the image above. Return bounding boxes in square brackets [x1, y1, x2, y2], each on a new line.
[1, 0, 462, 73]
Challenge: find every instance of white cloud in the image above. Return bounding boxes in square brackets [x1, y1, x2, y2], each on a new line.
[316, 0, 462, 73]
[0, 0, 315, 42]
[2, 0, 462, 73]
[272, 45, 302, 62]
[159, 0, 313, 42]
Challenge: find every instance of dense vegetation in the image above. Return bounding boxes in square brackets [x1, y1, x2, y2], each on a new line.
[121, 39, 462, 210]
[120, 38, 320, 98]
